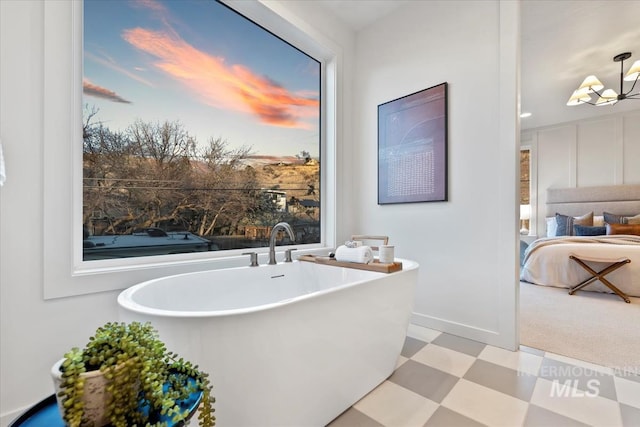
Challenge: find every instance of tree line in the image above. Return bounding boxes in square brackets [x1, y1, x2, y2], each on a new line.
[82, 107, 319, 241]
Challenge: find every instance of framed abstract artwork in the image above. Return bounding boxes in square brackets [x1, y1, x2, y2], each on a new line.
[378, 82, 448, 204]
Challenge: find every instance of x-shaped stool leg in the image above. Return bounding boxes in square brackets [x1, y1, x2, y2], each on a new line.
[569, 255, 631, 303]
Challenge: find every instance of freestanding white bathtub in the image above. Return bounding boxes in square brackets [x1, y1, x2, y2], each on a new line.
[117, 258, 418, 426]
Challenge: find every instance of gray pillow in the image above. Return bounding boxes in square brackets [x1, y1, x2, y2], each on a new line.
[603, 212, 625, 224]
[555, 212, 593, 236]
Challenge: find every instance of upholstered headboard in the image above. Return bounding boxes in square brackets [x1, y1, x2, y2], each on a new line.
[546, 184, 640, 218]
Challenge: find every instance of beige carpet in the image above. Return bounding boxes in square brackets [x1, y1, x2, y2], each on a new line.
[520, 282, 640, 372]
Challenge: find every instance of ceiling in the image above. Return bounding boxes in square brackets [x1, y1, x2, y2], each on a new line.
[314, 0, 409, 31]
[315, 0, 640, 130]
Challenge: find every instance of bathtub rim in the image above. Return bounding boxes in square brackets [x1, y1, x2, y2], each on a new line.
[117, 258, 418, 318]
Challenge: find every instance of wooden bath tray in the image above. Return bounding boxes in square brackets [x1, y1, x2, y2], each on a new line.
[298, 254, 402, 273]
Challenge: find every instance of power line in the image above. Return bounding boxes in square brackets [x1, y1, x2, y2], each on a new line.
[83, 186, 313, 191]
[83, 177, 181, 183]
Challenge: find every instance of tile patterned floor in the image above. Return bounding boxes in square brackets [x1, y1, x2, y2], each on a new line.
[328, 325, 640, 427]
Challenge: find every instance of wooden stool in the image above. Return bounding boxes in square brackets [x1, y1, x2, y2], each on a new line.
[568, 254, 631, 303]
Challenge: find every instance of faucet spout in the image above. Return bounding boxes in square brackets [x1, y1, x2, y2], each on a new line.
[268, 222, 295, 265]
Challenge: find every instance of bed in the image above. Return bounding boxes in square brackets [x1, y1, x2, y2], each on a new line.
[520, 184, 640, 298]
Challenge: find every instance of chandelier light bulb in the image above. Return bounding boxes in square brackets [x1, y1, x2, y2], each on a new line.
[595, 89, 619, 106]
[624, 60, 640, 81]
[566, 90, 592, 106]
[576, 75, 604, 94]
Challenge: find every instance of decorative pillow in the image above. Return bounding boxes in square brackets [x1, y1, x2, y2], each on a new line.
[555, 212, 593, 236]
[593, 216, 605, 227]
[546, 217, 557, 237]
[624, 214, 640, 225]
[573, 225, 606, 236]
[606, 223, 640, 236]
[603, 212, 625, 224]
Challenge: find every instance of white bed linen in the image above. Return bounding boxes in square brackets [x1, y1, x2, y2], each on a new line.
[520, 236, 640, 297]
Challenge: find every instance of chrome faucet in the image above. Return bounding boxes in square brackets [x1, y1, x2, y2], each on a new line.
[268, 222, 295, 265]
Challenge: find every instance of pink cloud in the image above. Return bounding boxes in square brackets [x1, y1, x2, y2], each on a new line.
[122, 27, 319, 129]
[131, 0, 168, 14]
[85, 51, 154, 88]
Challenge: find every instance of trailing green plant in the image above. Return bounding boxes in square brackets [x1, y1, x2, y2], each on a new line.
[56, 321, 215, 427]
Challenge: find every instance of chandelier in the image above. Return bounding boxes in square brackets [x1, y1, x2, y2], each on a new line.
[567, 52, 640, 106]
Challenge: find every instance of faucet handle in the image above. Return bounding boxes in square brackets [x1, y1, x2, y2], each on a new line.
[284, 248, 297, 262]
[242, 252, 259, 267]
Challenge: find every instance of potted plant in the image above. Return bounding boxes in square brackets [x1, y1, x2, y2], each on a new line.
[51, 321, 215, 427]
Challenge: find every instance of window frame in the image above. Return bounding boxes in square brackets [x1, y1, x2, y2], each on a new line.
[43, 0, 338, 299]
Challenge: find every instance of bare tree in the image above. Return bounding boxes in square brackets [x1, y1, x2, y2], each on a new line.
[82, 110, 319, 248]
[83, 113, 258, 237]
[194, 137, 254, 236]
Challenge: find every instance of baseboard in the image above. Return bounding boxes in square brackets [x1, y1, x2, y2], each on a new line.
[411, 312, 516, 351]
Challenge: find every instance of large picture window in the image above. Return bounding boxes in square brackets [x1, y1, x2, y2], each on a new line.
[82, 0, 321, 261]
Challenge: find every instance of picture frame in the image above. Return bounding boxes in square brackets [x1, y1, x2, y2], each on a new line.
[378, 82, 448, 204]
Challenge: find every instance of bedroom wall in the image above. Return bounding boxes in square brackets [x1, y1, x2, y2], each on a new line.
[0, 1, 355, 423]
[522, 109, 640, 237]
[352, 1, 520, 348]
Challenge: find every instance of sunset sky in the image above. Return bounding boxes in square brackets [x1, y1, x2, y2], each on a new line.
[83, 0, 320, 157]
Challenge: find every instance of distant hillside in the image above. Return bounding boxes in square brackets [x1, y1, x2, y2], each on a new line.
[244, 155, 307, 166]
[254, 161, 320, 201]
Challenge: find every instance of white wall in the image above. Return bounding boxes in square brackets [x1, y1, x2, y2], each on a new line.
[522, 109, 640, 236]
[1, 0, 520, 422]
[0, 1, 355, 423]
[352, 1, 520, 348]
[0, 2, 120, 423]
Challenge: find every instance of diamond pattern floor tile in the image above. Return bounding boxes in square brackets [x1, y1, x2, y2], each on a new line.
[401, 336, 428, 358]
[463, 359, 538, 401]
[523, 404, 590, 427]
[440, 378, 529, 426]
[388, 360, 460, 403]
[479, 344, 543, 376]
[423, 406, 486, 427]
[328, 326, 634, 427]
[411, 343, 476, 377]
[354, 381, 438, 427]
[327, 408, 383, 427]
[620, 403, 640, 426]
[618, 371, 640, 384]
[430, 333, 486, 357]
[614, 376, 640, 409]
